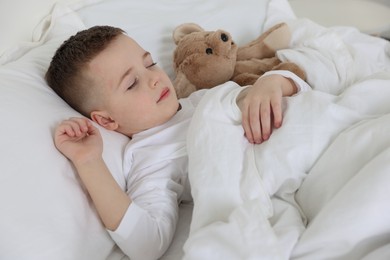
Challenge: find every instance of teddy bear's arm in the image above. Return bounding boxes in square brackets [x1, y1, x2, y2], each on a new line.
[232, 73, 259, 86]
[237, 23, 291, 61]
[272, 62, 307, 81]
[234, 57, 281, 76]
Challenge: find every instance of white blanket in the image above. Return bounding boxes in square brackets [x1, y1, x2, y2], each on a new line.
[183, 14, 390, 260]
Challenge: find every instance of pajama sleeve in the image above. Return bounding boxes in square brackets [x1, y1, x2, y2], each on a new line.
[108, 155, 187, 260]
[261, 69, 311, 93]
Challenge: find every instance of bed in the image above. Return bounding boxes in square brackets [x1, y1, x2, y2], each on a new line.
[1, 0, 389, 259]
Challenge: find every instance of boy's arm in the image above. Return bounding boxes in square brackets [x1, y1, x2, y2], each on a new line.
[73, 158, 131, 231]
[108, 159, 182, 260]
[55, 118, 178, 260]
[54, 118, 130, 231]
[236, 70, 310, 144]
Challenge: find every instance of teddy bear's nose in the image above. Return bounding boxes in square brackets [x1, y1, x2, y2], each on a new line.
[221, 33, 229, 42]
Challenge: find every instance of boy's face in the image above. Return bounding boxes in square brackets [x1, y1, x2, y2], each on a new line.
[88, 34, 179, 137]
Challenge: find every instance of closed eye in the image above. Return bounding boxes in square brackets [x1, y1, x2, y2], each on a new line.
[127, 77, 138, 90]
[147, 62, 157, 68]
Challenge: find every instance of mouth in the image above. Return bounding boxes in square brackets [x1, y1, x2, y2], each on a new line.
[157, 87, 170, 103]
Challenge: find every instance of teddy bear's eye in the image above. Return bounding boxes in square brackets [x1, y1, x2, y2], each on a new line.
[206, 48, 213, 55]
[221, 33, 228, 42]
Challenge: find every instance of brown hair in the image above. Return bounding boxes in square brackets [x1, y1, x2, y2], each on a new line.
[45, 25, 124, 117]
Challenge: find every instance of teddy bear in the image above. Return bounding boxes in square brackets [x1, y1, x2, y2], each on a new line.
[172, 22, 306, 98]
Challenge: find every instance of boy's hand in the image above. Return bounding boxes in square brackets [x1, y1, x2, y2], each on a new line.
[55, 118, 131, 231]
[236, 74, 297, 144]
[54, 117, 103, 165]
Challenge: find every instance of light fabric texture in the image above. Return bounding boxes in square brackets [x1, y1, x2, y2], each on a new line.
[182, 1, 390, 258]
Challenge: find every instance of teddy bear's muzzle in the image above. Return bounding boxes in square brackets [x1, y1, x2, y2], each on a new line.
[220, 32, 235, 46]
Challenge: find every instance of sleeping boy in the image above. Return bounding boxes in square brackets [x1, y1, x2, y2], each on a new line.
[46, 25, 310, 259]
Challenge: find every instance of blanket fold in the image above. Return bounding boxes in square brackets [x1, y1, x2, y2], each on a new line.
[183, 17, 390, 260]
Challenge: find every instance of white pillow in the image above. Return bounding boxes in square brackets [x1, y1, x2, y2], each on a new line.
[0, 5, 128, 259]
[0, 0, 84, 58]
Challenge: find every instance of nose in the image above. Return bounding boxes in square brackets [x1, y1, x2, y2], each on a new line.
[148, 71, 159, 89]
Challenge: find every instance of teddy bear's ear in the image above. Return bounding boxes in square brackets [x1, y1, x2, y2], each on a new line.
[173, 23, 204, 45]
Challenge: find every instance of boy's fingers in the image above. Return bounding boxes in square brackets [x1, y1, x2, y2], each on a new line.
[57, 119, 88, 137]
[61, 120, 83, 136]
[56, 121, 75, 136]
[241, 105, 254, 144]
[86, 122, 101, 137]
[242, 119, 253, 144]
[260, 102, 271, 141]
[249, 102, 262, 144]
[60, 117, 93, 137]
[63, 124, 76, 137]
[69, 117, 90, 132]
[271, 99, 282, 128]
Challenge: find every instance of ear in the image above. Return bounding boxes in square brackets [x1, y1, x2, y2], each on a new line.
[173, 23, 204, 45]
[90, 110, 119, 131]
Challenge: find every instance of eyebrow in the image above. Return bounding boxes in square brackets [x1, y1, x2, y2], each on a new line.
[117, 51, 151, 88]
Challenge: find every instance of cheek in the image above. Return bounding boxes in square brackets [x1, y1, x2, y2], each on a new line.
[120, 94, 153, 117]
